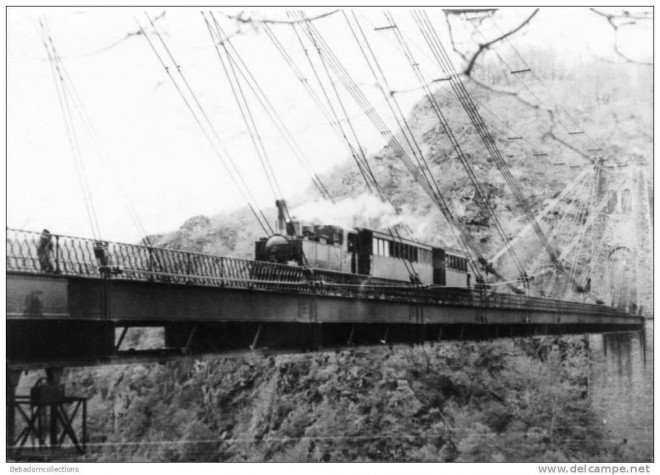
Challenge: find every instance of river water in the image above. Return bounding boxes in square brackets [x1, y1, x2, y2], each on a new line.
[589, 320, 653, 461]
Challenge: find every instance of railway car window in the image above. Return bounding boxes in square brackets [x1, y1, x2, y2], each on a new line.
[374, 238, 390, 257]
[413, 247, 418, 263]
[372, 237, 378, 256]
[347, 233, 357, 252]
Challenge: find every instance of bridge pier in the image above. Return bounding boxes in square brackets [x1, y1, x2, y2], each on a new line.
[45, 367, 64, 448]
[7, 368, 21, 448]
[6, 366, 89, 460]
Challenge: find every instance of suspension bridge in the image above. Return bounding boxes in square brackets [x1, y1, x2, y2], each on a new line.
[7, 9, 651, 456]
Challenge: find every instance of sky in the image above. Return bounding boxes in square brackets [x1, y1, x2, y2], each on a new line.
[6, 6, 653, 242]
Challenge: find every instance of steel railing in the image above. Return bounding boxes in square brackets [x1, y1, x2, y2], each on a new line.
[6, 229, 413, 298]
[6, 228, 629, 316]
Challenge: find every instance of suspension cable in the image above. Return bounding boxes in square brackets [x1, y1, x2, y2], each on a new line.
[468, 16, 598, 156]
[40, 21, 154, 244]
[294, 14, 381, 195]
[292, 12, 421, 278]
[413, 10, 559, 273]
[39, 20, 102, 240]
[296, 12, 487, 282]
[488, 15, 602, 151]
[358, 11, 554, 162]
[205, 13, 313, 266]
[381, 11, 526, 277]
[204, 15, 283, 201]
[210, 12, 334, 203]
[138, 16, 273, 236]
[527, 171, 592, 276]
[144, 14, 273, 234]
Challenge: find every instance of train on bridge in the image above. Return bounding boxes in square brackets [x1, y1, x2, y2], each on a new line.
[6, 204, 643, 372]
[256, 200, 471, 288]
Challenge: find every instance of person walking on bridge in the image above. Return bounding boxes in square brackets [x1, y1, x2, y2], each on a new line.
[37, 229, 54, 272]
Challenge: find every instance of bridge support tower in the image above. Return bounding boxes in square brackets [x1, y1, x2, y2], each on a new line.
[7, 366, 88, 460]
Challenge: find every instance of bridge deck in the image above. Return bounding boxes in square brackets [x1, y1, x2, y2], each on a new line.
[6, 229, 643, 368]
[6, 228, 635, 315]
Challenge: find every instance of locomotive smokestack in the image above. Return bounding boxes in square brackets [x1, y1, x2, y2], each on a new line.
[275, 199, 287, 235]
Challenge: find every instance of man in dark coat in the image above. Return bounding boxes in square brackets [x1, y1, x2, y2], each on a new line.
[37, 229, 54, 272]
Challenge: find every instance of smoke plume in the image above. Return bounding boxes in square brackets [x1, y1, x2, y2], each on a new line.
[291, 194, 439, 244]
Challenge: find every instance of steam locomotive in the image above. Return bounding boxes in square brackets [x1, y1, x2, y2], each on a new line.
[255, 200, 471, 287]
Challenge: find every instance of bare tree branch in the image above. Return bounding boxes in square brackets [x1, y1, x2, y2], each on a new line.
[465, 76, 596, 164]
[443, 10, 469, 64]
[592, 8, 652, 22]
[443, 9, 498, 16]
[590, 7, 652, 66]
[463, 8, 539, 76]
[64, 10, 167, 59]
[218, 9, 339, 26]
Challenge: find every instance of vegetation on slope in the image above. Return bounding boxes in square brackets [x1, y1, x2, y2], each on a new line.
[63, 337, 643, 462]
